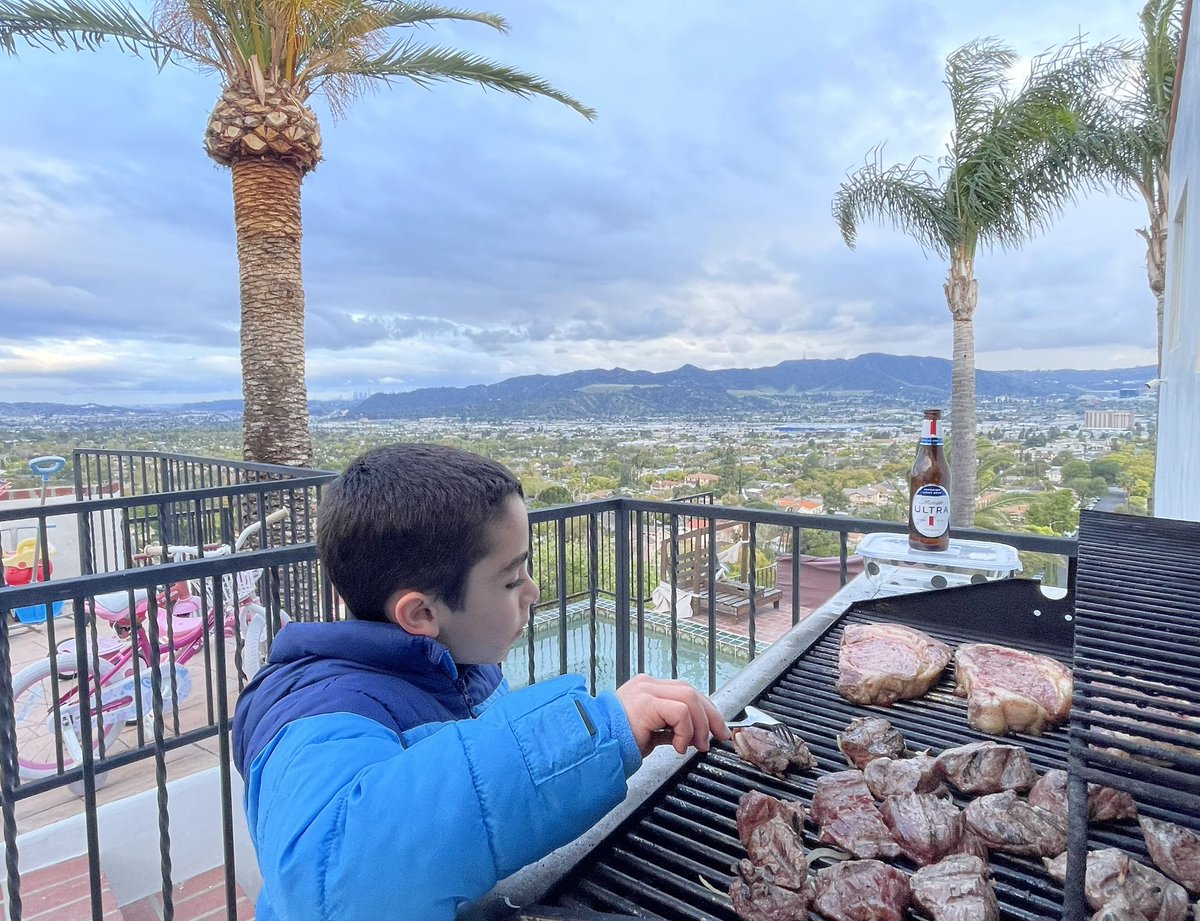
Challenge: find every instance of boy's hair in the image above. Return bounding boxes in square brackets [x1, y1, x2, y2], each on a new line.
[317, 443, 524, 621]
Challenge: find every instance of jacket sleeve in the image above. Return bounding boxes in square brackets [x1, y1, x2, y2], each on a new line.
[243, 675, 641, 921]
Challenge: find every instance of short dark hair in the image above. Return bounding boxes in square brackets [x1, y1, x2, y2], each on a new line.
[317, 443, 524, 621]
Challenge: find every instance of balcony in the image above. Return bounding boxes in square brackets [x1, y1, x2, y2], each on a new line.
[0, 449, 1075, 920]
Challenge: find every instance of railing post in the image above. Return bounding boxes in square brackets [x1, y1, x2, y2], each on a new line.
[613, 503, 631, 686]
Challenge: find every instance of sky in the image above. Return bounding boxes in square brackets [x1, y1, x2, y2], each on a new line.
[0, 0, 1160, 405]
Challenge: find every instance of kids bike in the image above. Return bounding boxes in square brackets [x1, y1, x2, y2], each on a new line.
[8, 509, 291, 787]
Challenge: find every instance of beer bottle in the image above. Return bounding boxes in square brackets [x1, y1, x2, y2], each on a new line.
[909, 409, 951, 551]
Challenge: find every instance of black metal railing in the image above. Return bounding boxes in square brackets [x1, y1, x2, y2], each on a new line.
[0, 450, 1077, 921]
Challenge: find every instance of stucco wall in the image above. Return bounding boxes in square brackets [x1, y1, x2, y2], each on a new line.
[1155, 3, 1200, 522]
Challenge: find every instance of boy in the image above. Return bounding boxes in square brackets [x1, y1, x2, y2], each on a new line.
[232, 443, 730, 921]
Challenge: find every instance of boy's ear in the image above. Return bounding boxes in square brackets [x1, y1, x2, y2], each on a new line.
[387, 589, 441, 637]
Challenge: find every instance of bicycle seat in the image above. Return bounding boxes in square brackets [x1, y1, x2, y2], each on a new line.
[91, 588, 150, 622]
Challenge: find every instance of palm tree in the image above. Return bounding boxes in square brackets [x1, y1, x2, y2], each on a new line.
[1085, 0, 1181, 368]
[833, 38, 1122, 527]
[1, 0, 594, 467]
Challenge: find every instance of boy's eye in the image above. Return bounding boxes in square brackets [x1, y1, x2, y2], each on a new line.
[506, 576, 528, 590]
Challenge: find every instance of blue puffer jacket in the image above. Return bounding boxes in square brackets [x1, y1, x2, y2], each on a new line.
[232, 620, 641, 921]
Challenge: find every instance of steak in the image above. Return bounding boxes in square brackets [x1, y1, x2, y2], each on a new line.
[878, 792, 966, 866]
[962, 790, 1066, 857]
[810, 771, 900, 859]
[1140, 817, 1200, 895]
[910, 854, 999, 921]
[837, 623, 952, 706]
[735, 791, 809, 891]
[1027, 769, 1137, 823]
[838, 717, 907, 768]
[812, 859, 911, 921]
[935, 740, 1037, 794]
[1044, 849, 1189, 921]
[863, 753, 947, 799]
[729, 857, 814, 921]
[732, 726, 814, 777]
[954, 642, 1072, 735]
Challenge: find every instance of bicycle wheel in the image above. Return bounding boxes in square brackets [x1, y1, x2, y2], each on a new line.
[10, 654, 126, 782]
[241, 609, 291, 681]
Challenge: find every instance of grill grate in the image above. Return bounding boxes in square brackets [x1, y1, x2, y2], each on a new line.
[1063, 511, 1200, 921]
[530, 577, 1157, 921]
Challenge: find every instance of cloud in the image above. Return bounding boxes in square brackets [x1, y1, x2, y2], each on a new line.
[0, 0, 1162, 403]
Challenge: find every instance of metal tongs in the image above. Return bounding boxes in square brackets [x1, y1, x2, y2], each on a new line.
[726, 704, 800, 745]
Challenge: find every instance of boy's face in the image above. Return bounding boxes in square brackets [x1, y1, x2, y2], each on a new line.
[435, 494, 540, 665]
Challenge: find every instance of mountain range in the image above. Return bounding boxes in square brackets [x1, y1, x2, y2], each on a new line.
[349, 354, 1155, 420]
[0, 355, 1154, 421]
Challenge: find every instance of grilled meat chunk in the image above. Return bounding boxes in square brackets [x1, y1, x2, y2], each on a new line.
[1093, 897, 1153, 921]
[1140, 817, 1200, 895]
[732, 725, 814, 777]
[811, 771, 900, 859]
[910, 854, 999, 921]
[963, 790, 1066, 857]
[1028, 769, 1137, 823]
[812, 859, 911, 921]
[838, 717, 907, 768]
[1044, 849, 1189, 921]
[729, 857, 815, 921]
[734, 791, 808, 891]
[879, 792, 967, 866]
[836, 623, 951, 707]
[864, 752, 947, 799]
[954, 642, 1073, 735]
[935, 740, 1038, 794]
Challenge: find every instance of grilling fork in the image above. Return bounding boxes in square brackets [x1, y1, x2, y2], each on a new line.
[727, 705, 800, 745]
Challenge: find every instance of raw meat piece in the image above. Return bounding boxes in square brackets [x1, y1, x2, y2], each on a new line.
[910, 854, 999, 921]
[736, 790, 806, 848]
[864, 753, 947, 799]
[732, 725, 814, 777]
[837, 623, 952, 706]
[1044, 849, 1189, 921]
[954, 642, 1073, 735]
[838, 717, 906, 768]
[879, 792, 966, 866]
[963, 790, 1066, 857]
[1140, 817, 1200, 895]
[1028, 769, 1137, 823]
[1092, 896, 1152, 921]
[811, 771, 900, 859]
[935, 740, 1037, 794]
[734, 791, 808, 891]
[812, 859, 911, 921]
[729, 857, 814, 921]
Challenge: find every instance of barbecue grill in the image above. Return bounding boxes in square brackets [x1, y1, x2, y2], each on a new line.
[462, 511, 1200, 921]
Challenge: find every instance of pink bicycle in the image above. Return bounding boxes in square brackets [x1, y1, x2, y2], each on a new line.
[8, 510, 290, 787]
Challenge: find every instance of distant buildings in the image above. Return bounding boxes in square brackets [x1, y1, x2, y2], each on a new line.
[1083, 410, 1133, 432]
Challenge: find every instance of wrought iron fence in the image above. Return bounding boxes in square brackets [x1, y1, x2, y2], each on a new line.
[0, 450, 1077, 921]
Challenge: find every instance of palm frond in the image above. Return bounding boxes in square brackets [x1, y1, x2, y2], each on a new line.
[367, 1, 506, 32]
[320, 39, 596, 119]
[944, 38, 1017, 163]
[0, 0, 197, 65]
[832, 147, 953, 255]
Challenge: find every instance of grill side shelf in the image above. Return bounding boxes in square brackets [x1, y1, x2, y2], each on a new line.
[1064, 511, 1200, 921]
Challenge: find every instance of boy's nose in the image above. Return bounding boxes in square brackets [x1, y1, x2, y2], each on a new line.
[526, 578, 541, 605]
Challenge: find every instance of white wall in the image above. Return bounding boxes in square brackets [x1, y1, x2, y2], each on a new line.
[1155, 4, 1200, 522]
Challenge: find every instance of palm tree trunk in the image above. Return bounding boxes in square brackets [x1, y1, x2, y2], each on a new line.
[231, 158, 313, 468]
[944, 246, 978, 528]
[1138, 196, 1168, 371]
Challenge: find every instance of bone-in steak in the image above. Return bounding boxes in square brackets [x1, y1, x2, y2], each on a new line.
[954, 643, 1072, 735]
[837, 623, 952, 707]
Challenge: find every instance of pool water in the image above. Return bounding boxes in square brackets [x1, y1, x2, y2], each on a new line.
[504, 615, 745, 693]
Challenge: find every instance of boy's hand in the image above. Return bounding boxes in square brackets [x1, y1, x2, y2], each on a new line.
[615, 674, 732, 757]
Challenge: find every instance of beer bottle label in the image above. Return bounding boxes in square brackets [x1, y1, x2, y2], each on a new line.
[920, 417, 943, 445]
[911, 484, 951, 537]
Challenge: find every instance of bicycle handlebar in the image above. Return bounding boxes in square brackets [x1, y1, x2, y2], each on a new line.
[139, 507, 291, 560]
